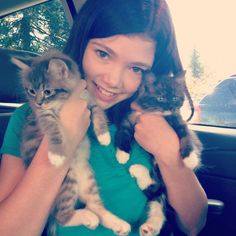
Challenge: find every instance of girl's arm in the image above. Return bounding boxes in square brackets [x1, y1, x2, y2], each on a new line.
[0, 81, 90, 236]
[132, 108, 208, 236]
[0, 139, 70, 236]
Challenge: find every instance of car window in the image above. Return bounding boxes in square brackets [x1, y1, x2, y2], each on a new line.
[200, 79, 236, 105]
[0, 0, 70, 54]
[168, 0, 236, 128]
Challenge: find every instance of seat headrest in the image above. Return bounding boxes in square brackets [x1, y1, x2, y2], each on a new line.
[0, 48, 39, 103]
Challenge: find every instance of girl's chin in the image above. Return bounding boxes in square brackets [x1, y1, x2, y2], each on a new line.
[94, 98, 118, 110]
[94, 93, 129, 109]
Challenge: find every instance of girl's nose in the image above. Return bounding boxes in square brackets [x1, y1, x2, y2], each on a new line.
[103, 66, 124, 88]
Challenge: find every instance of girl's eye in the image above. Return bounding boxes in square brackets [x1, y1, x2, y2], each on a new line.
[96, 49, 109, 59]
[132, 66, 145, 75]
[27, 88, 36, 96]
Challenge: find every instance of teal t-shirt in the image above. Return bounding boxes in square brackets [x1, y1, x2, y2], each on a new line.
[0, 104, 154, 236]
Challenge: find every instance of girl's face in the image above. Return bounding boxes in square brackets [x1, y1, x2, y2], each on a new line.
[82, 35, 155, 109]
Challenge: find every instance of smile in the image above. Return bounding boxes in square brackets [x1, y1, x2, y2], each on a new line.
[95, 83, 117, 97]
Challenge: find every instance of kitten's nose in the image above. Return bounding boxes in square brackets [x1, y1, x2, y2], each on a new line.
[35, 98, 43, 108]
[35, 102, 42, 108]
[35, 94, 43, 107]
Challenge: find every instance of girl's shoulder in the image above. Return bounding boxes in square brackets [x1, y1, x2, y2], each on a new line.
[12, 103, 32, 120]
[7, 103, 32, 132]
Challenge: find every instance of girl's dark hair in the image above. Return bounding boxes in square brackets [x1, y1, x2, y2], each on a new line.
[64, 0, 183, 122]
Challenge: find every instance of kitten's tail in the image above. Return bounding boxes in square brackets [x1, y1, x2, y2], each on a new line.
[183, 72, 195, 122]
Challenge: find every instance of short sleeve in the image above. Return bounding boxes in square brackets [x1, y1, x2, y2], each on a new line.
[0, 103, 31, 158]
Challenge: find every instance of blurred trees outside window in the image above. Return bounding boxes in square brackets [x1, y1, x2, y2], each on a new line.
[0, 0, 70, 54]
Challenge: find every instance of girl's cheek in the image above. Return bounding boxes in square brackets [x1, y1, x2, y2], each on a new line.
[123, 72, 140, 92]
[129, 79, 142, 93]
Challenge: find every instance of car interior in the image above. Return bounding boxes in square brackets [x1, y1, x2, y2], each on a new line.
[0, 1, 235, 235]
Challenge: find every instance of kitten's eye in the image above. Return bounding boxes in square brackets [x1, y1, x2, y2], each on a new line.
[44, 89, 55, 97]
[157, 96, 164, 101]
[27, 88, 36, 97]
[96, 49, 109, 59]
[173, 96, 178, 101]
[132, 66, 145, 75]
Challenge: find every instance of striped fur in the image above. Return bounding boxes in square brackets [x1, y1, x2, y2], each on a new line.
[14, 51, 131, 236]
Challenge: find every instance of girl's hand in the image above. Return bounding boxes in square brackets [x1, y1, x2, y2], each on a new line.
[59, 80, 91, 149]
[131, 103, 182, 166]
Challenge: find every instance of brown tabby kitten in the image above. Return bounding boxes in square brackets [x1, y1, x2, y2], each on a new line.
[115, 71, 202, 236]
[12, 51, 131, 236]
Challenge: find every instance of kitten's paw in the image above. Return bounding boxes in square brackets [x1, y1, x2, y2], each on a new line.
[97, 132, 111, 146]
[183, 152, 200, 170]
[65, 209, 99, 229]
[140, 222, 160, 236]
[129, 164, 154, 190]
[140, 201, 165, 236]
[80, 89, 90, 101]
[48, 152, 66, 167]
[116, 149, 130, 164]
[101, 213, 131, 236]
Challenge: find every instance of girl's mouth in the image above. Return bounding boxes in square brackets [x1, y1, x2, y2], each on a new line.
[95, 83, 116, 97]
[93, 82, 120, 102]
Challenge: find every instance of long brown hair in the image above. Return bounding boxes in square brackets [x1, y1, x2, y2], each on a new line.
[63, 0, 184, 122]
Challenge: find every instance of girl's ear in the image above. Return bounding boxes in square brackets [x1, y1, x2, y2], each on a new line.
[48, 58, 69, 80]
[11, 57, 31, 71]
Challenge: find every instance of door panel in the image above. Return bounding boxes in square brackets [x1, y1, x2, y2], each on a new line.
[194, 125, 236, 236]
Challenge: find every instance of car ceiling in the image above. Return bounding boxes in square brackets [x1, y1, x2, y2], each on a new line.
[0, 0, 50, 17]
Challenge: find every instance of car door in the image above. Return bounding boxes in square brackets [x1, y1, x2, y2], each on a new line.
[193, 125, 236, 236]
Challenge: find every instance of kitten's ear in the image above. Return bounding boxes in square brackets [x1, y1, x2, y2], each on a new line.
[11, 57, 31, 71]
[144, 71, 156, 84]
[142, 71, 156, 94]
[48, 59, 69, 80]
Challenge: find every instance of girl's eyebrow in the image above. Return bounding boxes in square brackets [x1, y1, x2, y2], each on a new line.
[90, 41, 115, 56]
[131, 62, 152, 69]
[90, 41, 152, 69]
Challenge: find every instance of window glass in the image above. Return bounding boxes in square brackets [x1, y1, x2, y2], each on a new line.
[168, 0, 236, 128]
[0, 0, 70, 54]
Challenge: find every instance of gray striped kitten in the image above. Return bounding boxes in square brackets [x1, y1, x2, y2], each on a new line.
[12, 51, 131, 236]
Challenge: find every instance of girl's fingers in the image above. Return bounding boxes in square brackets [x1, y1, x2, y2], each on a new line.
[130, 102, 142, 112]
[69, 79, 87, 100]
[130, 102, 143, 123]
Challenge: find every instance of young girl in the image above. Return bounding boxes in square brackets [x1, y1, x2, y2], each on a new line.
[0, 0, 208, 235]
